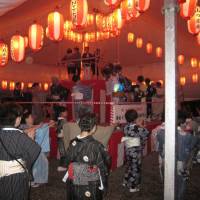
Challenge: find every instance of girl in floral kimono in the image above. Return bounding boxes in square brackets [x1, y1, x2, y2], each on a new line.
[122, 109, 149, 192]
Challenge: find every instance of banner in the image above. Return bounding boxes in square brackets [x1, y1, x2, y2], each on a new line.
[111, 103, 146, 124]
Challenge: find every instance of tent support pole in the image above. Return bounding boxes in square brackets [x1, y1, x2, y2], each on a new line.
[164, 0, 177, 200]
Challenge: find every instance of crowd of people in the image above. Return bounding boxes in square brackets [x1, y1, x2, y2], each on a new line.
[0, 99, 200, 200]
[102, 63, 164, 119]
[61, 46, 100, 80]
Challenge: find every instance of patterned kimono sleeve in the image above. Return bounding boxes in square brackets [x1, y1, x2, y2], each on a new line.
[138, 127, 150, 147]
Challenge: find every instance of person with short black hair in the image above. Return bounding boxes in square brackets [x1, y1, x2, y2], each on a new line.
[63, 113, 111, 200]
[56, 106, 68, 172]
[0, 103, 41, 200]
[122, 109, 149, 192]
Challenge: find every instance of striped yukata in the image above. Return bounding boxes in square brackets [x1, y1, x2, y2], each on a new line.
[0, 128, 41, 200]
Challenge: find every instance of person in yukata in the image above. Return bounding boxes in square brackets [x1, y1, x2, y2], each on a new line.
[156, 111, 198, 200]
[56, 106, 68, 172]
[63, 113, 111, 200]
[20, 110, 53, 187]
[121, 109, 149, 192]
[0, 103, 41, 200]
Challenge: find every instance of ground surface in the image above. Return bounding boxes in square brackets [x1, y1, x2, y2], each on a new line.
[30, 153, 200, 200]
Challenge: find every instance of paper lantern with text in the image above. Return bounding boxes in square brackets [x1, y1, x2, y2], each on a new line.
[121, 0, 140, 21]
[29, 23, 44, 51]
[136, 37, 143, 48]
[156, 47, 162, 58]
[104, 0, 119, 6]
[146, 42, 153, 54]
[135, 0, 150, 12]
[70, 0, 88, 28]
[187, 7, 200, 35]
[180, 76, 186, 86]
[1, 80, 7, 90]
[48, 11, 64, 41]
[10, 35, 25, 62]
[178, 55, 185, 65]
[128, 33, 134, 43]
[96, 14, 104, 30]
[191, 57, 198, 67]
[9, 81, 15, 91]
[180, 0, 197, 19]
[192, 73, 198, 83]
[21, 82, 24, 90]
[0, 43, 8, 67]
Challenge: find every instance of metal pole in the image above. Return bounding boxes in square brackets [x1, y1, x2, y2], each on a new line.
[164, 0, 177, 200]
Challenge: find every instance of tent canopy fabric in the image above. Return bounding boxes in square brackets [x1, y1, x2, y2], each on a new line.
[0, 0, 27, 16]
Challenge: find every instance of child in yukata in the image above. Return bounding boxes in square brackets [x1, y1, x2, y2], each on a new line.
[56, 106, 68, 172]
[122, 109, 149, 192]
[63, 113, 111, 200]
[20, 110, 54, 187]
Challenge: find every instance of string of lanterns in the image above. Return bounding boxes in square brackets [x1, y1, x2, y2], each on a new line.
[0, 0, 151, 67]
[178, 0, 200, 46]
[0, 81, 50, 91]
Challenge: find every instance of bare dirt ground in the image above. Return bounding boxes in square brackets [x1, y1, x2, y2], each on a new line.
[30, 152, 200, 200]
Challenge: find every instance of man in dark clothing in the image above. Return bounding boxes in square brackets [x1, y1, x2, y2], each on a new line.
[82, 46, 93, 79]
[0, 103, 41, 200]
[145, 78, 157, 118]
[73, 47, 81, 79]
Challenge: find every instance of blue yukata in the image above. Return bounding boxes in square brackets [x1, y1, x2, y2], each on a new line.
[122, 123, 149, 190]
[33, 124, 50, 184]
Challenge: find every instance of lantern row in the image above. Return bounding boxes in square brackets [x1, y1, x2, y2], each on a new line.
[127, 32, 200, 68]
[0, 0, 151, 67]
[1, 81, 49, 91]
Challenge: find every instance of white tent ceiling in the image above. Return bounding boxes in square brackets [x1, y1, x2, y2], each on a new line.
[0, 0, 27, 16]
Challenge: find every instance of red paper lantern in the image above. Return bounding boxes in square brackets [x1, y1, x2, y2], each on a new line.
[70, 0, 88, 28]
[180, 76, 186, 86]
[104, 0, 119, 6]
[146, 42, 153, 54]
[9, 81, 15, 91]
[178, 55, 185, 65]
[192, 73, 198, 83]
[48, 11, 64, 41]
[111, 9, 123, 31]
[156, 47, 163, 58]
[135, 0, 150, 13]
[128, 32, 135, 43]
[180, 0, 197, 19]
[87, 14, 94, 26]
[136, 37, 143, 48]
[0, 43, 8, 67]
[1, 80, 8, 90]
[28, 23, 44, 51]
[121, 0, 140, 21]
[10, 35, 25, 62]
[44, 83, 49, 91]
[191, 57, 198, 67]
[187, 7, 200, 35]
